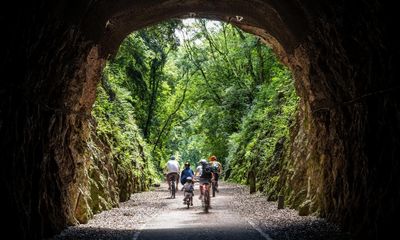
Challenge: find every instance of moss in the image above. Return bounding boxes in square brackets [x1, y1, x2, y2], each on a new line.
[298, 199, 312, 216]
[289, 189, 308, 209]
[80, 80, 159, 219]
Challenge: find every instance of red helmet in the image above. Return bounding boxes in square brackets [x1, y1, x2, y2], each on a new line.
[209, 155, 217, 161]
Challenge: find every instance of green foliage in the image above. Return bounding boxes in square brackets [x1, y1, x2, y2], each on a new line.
[92, 70, 158, 187]
[226, 66, 298, 198]
[165, 20, 298, 173]
[95, 19, 299, 200]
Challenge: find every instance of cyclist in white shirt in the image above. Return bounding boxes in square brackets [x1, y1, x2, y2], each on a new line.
[195, 162, 203, 181]
[165, 155, 180, 191]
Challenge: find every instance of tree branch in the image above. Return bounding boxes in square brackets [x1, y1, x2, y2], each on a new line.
[151, 72, 191, 153]
[183, 36, 223, 105]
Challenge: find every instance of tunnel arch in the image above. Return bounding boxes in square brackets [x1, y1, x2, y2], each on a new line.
[82, 0, 308, 57]
[1, 1, 398, 240]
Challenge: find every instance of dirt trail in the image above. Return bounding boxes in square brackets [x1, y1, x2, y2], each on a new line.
[53, 182, 350, 240]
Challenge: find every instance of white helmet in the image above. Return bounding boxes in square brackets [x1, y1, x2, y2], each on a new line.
[199, 159, 207, 165]
[186, 177, 192, 181]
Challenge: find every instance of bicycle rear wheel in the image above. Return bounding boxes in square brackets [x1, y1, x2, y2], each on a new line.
[171, 180, 175, 199]
[212, 181, 216, 197]
[204, 189, 210, 213]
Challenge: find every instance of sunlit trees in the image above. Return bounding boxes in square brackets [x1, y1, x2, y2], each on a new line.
[95, 19, 298, 191]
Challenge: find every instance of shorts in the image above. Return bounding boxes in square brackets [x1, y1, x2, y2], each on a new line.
[184, 191, 194, 197]
[199, 178, 211, 184]
[167, 172, 179, 182]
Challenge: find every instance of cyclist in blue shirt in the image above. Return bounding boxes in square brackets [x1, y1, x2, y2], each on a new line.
[180, 162, 194, 185]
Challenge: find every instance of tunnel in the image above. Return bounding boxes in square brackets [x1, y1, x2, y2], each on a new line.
[0, 1, 399, 239]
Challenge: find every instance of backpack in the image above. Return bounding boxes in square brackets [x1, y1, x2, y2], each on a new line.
[201, 164, 213, 179]
[211, 162, 220, 172]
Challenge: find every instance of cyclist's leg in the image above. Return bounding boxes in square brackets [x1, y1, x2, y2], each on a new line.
[199, 184, 204, 199]
[207, 183, 212, 208]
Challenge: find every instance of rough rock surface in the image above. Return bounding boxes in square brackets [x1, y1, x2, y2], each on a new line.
[1, 1, 398, 239]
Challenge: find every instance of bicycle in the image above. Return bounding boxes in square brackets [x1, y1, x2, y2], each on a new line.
[183, 191, 193, 209]
[166, 173, 179, 198]
[169, 175, 176, 198]
[200, 182, 210, 212]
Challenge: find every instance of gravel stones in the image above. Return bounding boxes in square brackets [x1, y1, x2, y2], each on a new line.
[53, 182, 350, 240]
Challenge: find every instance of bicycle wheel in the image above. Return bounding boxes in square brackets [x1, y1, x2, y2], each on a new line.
[212, 181, 216, 197]
[204, 188, 210, 213]
[171, 179, 175, 199]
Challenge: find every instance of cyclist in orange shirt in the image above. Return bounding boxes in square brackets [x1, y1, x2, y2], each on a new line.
[209, 155, 222, 192]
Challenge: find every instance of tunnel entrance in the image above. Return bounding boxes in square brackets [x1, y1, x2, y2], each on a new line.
[89, 17, 299, 215]
[1, 1, 398, 240]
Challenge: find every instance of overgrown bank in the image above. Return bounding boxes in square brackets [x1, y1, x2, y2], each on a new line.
[72, 81, 158, 223]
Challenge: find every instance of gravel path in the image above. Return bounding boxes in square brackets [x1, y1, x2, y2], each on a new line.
[53, 182, 351, 240]
[225, 183, 351, 240]
[53, 187, 169, 240]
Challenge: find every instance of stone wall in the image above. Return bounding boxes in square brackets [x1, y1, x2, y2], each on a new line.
[0, 1, 398, 239]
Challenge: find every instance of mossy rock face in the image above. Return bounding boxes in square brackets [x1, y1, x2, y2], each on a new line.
[264, 175, 281, 200]
[225, 105, 319, 217]
[298, 199, 312, 216]
[99, 195, 112, 210]
[289, 188, 307, 209]
[75, 191, 93, 223]
[89, 178, 103, 213]
[117, 170, 133, 202]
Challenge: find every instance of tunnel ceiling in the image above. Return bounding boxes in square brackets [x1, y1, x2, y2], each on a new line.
[81, 0, 309, 59]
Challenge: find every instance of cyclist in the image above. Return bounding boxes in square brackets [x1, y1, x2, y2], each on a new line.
[181, 176, 194, 206]
[180, 162, 194, 185]
[165, 155, 180, 191]
[194, 161, 203, 182]
[209, 155, 222, 192]
[198, 159, 214, 201]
